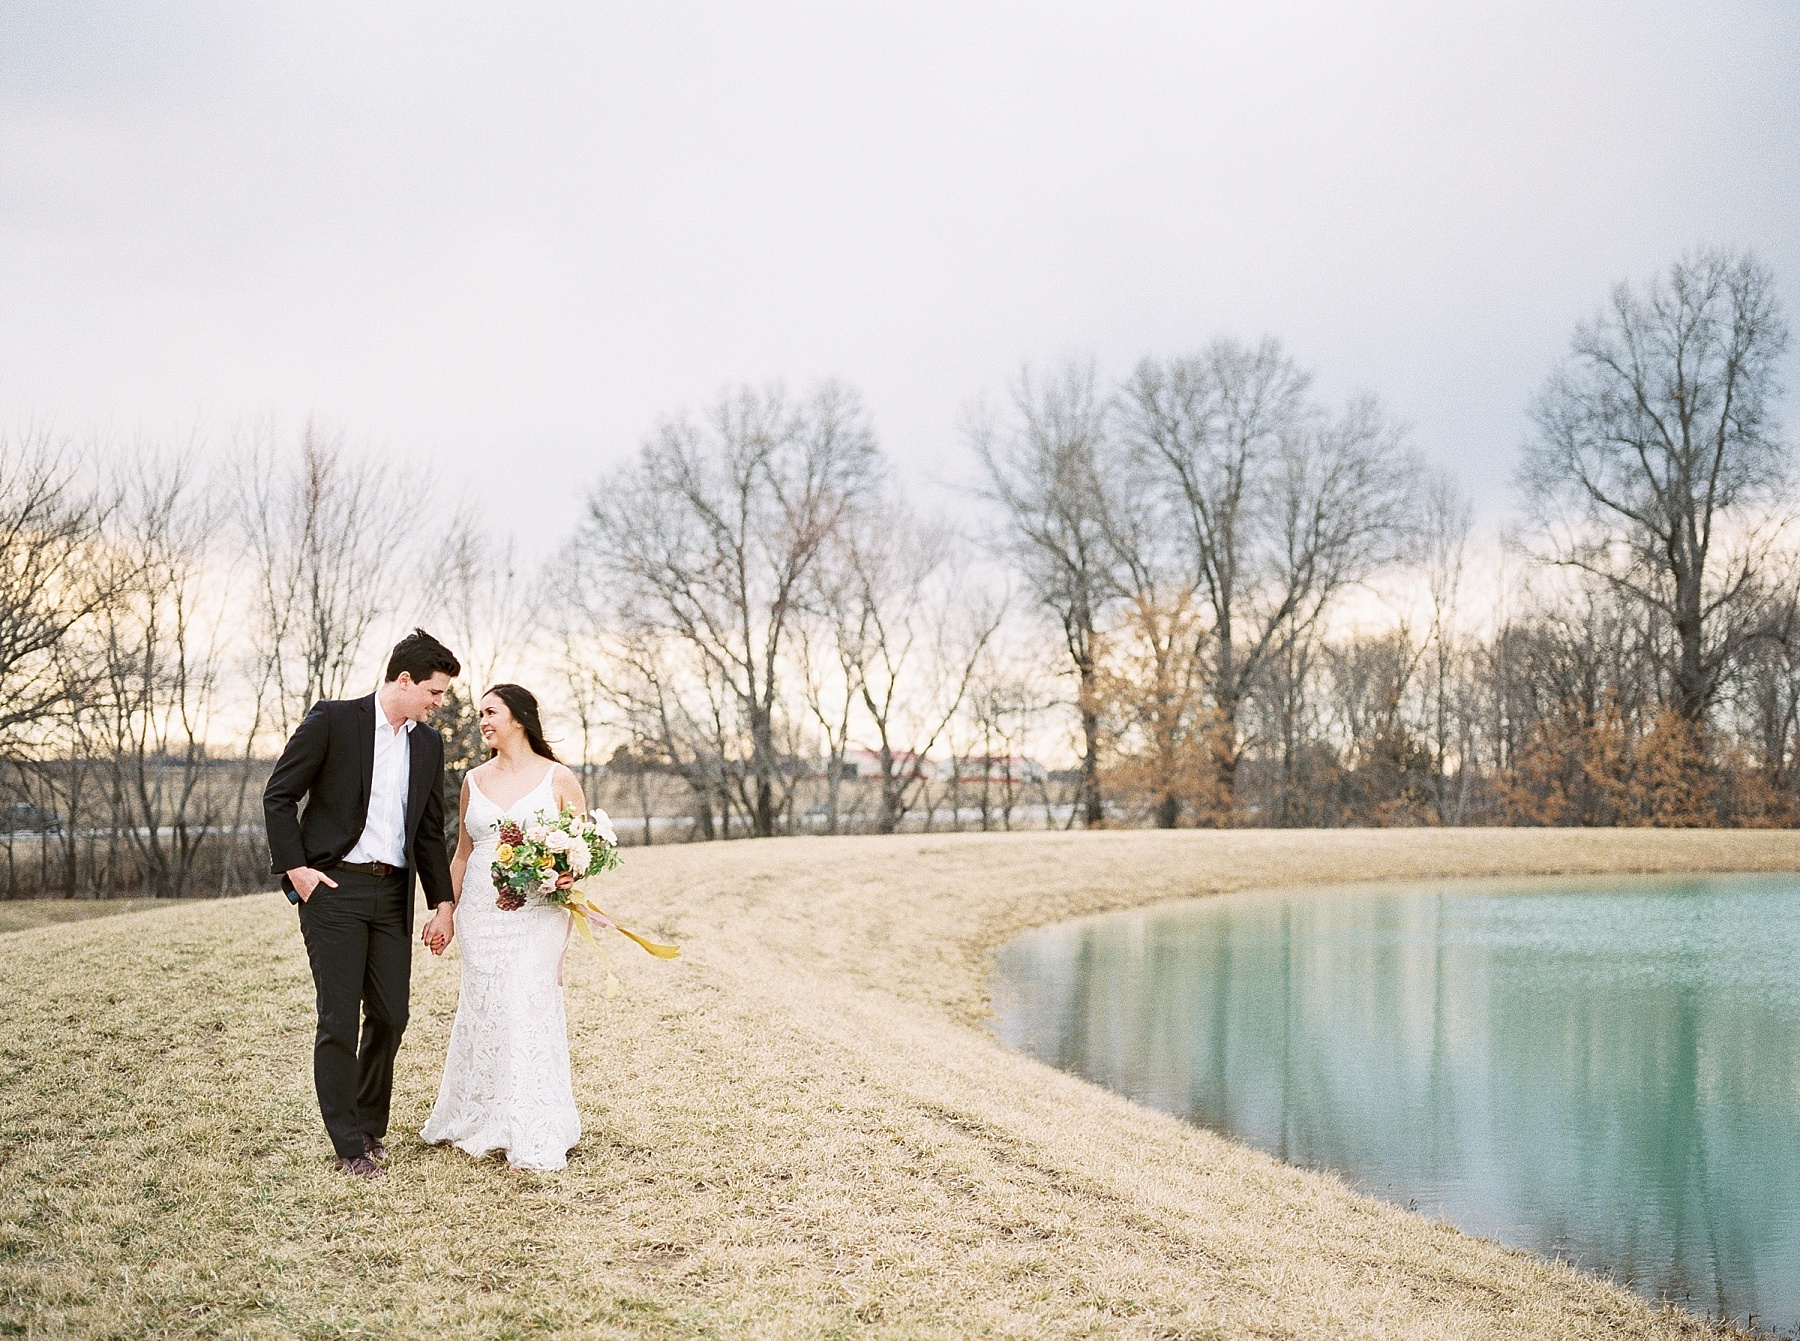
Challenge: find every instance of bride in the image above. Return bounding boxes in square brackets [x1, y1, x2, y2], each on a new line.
[420, 682, 590, 1172]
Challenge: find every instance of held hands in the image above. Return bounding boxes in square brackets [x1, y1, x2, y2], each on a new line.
[422, 904, 455, 956]
[286, 867, 338, 902]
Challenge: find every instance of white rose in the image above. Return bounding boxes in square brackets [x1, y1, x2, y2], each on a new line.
[544, 830, 576, 853]
[589, 808, 618, 846]
[526, 823, 550, 844]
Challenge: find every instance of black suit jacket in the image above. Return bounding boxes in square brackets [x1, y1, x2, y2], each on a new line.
[262, 694, 454, 929]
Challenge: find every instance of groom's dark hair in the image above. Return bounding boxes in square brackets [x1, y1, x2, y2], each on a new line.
[385, 628, 461, 684]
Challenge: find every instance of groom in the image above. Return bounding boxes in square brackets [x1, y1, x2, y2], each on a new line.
[263, 628, 461, 1179]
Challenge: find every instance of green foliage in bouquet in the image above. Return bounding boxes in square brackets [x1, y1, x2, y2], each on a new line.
[491, 806, 622, 912]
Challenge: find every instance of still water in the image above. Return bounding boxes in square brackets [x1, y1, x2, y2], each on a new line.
[990, 874, 1800, 1332]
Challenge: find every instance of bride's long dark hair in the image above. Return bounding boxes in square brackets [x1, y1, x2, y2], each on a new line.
[483, 683, 559, 762]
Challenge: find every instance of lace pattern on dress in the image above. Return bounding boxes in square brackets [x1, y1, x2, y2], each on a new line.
[420, 768, 580, 1171]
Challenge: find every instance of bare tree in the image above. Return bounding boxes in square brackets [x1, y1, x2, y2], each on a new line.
[1421, 474, 1475, 822]
[838, 507, 1003, 833]
[793, 550, 861, 835]
[1119, 338, 1420, 794]
[0, 435, 116, 758]
[1249, 612, 1325, 825]
[1321, 626, 1431, 824]
[557, 643, 606, 773]
[1733, 608, 1800, 791]
[952, 640, 1058, 831]
[422, 512, 546, 820]
[1520, 248, 1791, 727]
[584, 382, 880, 837]
[427, 511, 541, 693]
[550, 528, 709, 840]
[0, 435, 126, 896]
[971, 360, 1120, 826]
[235, 421, 417, 748]
[605, 624, 742, 839]
[92, 456, 237, 897]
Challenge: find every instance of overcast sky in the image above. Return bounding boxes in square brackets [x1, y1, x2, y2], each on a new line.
[2, 1, 1796, 545]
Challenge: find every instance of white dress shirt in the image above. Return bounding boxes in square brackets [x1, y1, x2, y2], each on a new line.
[344, 706, 414, 867]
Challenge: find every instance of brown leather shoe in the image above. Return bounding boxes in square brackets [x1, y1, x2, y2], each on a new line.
[362, 1133, 388, 1163]
[334, 1155, 385, 1179]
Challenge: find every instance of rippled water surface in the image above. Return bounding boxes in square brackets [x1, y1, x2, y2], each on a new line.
[990, 874, 1800, 1332]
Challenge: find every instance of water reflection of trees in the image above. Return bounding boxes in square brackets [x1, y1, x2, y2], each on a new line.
[993, 881, 1800, 1328]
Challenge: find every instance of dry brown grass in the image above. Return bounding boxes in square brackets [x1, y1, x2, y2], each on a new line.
[3, 827, 1795, 1339]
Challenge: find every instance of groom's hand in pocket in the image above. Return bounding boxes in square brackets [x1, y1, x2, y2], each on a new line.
[287, 867, 337, 903]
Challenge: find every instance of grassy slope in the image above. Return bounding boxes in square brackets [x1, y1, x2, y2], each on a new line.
[0, 899, 160, 936]
[2, 828, 1794, 1340]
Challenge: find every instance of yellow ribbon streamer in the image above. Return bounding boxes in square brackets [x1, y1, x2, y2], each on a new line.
[559, 883, 680, 998]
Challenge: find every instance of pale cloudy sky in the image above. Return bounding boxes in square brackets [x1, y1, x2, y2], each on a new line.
[2, 1, 1796, 544]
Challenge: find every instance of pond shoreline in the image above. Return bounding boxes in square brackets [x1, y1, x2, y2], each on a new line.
[3, 828, 1795, 1338]
[990, 866, 1800, 1332]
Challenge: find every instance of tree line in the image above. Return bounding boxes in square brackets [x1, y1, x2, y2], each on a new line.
[0, 247, 1790, 898]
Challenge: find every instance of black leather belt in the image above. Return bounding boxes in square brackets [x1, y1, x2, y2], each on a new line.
[336, 860, 405, 877]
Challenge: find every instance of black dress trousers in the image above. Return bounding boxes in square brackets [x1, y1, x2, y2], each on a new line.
[296, 867, 411, 1160]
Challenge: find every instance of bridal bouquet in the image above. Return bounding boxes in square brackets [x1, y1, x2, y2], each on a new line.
[492, 806, 621, 910]
[493, 806, 679, 986]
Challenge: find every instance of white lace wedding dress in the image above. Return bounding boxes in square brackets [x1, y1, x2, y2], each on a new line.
[421, 767, 580, 1171]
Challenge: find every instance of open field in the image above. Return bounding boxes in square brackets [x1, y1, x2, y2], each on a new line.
[3, 829, 1797, 1339]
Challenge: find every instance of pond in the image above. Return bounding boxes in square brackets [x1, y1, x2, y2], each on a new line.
[989, 874, 1800, 1333]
